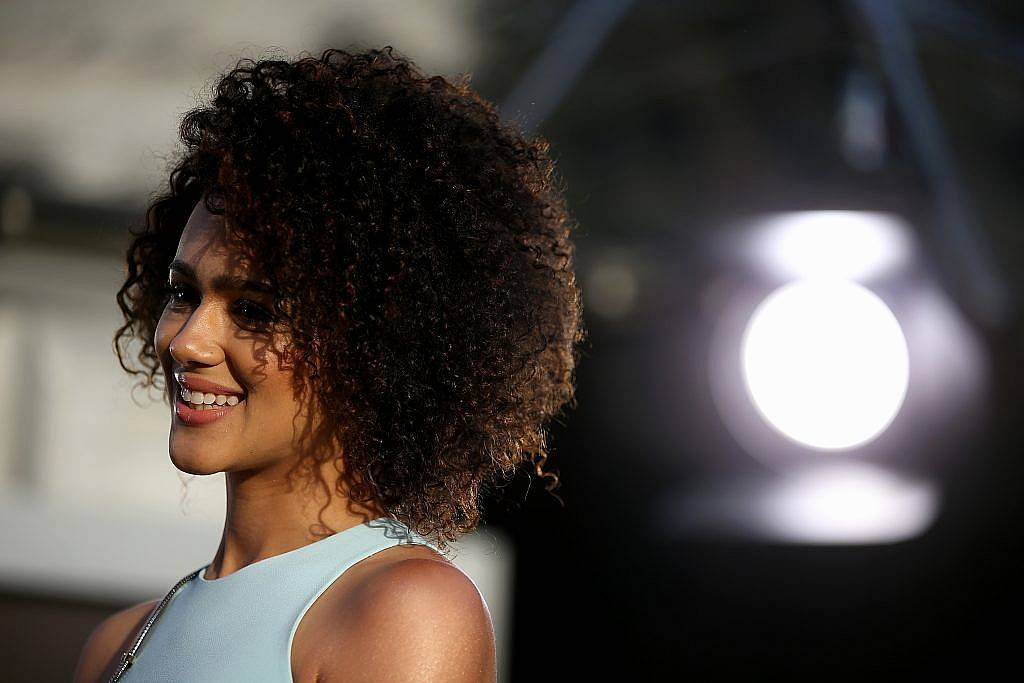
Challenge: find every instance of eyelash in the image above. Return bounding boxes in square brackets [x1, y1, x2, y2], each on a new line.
[164, 283, 274, 326]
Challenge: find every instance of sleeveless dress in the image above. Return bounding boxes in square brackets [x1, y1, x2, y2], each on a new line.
[119, 516, 440, 682]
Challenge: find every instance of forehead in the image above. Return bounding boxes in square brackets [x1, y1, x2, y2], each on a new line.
[175, 200, 228, 262]
[174, 200, 254, 276]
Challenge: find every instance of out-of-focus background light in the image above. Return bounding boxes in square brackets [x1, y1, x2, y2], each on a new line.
[2, 1, 1023, 680]
[761, 461, 938, 544]
[749, 210, 915, 281]
[676, 206, 985, 546]
[741, 277, 910, 451]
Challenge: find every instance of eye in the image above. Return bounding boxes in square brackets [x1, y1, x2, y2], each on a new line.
[234, 300, 274, 327]
[165, 282, 194, 306]
[164, 283, 273, 329]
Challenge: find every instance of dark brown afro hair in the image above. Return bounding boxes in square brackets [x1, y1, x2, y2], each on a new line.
[113, 46, 586, 549]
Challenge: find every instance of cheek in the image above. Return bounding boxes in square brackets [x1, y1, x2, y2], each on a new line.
[249, 379, 314, 435]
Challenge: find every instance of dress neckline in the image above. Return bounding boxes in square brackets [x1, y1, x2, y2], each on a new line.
[197, 517, 389, 584]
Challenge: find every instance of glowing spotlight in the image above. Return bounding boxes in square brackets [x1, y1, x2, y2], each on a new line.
[753, 210, 913, 282]
[761, 462, 938, 543]
[740, 278, 909, 451]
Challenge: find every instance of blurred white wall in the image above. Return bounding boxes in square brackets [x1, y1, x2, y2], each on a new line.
[0, 0, 486, 205]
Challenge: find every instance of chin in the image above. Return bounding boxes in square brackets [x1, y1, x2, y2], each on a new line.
[168, 436, 235, 475]
[169, 452, 229, 476]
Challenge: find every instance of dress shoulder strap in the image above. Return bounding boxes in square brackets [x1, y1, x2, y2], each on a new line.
[107, 566, 204, 683]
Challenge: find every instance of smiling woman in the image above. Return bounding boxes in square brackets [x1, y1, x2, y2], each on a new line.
[156, 203, 319, 468]
[72, 45, 585, 683]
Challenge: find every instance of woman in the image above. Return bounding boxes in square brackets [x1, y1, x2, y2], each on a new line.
[73, 45, 584, 682]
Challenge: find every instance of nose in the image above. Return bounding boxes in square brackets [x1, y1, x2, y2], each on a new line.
[167, 302, 227, 368]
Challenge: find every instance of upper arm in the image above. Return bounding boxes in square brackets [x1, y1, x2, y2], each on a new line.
[72, 599, 159, 683]
[325, 558, 497, 683]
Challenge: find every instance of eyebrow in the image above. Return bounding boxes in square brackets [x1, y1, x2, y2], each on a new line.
[168, 260, 275, 295]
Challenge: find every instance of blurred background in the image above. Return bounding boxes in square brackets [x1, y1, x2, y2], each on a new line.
[1, 0, 1023, 680]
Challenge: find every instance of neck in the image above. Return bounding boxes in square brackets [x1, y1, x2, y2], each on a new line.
[204, 457, 381, 580]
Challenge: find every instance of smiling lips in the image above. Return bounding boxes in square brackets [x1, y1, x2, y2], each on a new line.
[181, 386, 241, 408]
[172, 373, 247, 426]
[174, 390, 244, 426]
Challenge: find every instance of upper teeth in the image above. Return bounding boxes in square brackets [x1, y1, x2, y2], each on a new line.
[180, 387, 242, 406]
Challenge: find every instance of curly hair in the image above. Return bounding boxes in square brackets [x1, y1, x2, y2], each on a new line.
[112, 46, 586, 549]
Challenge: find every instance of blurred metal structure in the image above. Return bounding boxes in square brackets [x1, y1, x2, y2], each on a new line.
[854, 0, 1015, 329]
[501, 0, 636, 136]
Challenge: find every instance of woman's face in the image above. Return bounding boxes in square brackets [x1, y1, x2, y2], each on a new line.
[154, 199, 314, 476]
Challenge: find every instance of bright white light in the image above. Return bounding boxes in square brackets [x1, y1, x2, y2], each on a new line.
[754, 211, 913, 281]
[741, 278, 909, 450]
[761, 462, 938, 543]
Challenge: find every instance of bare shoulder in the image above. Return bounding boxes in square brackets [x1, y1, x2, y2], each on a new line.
[321, 546, 497, 683]
[72, 598, 159, 683]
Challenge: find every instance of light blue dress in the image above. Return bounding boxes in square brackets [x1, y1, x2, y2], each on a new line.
[119, 516, 439, 682]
